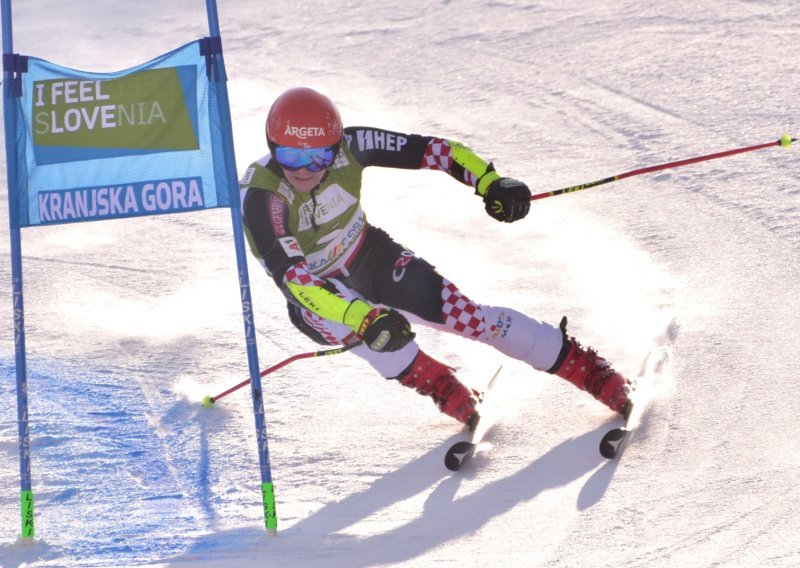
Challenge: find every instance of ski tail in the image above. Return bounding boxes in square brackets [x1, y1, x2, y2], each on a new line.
[599, 427, 631, 459]
[444, 365, 503, 472]
[445, 441, 477, 471]
[598, 338, 675, 459]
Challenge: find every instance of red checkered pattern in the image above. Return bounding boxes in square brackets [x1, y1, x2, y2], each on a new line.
[441, 279, 485, 338]
[283, 261, 325, 288]
[301, 309, 341, 345]
[421, 138, 453, 172]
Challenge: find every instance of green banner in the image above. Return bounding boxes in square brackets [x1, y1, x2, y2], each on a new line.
[32, 66, 198, 152]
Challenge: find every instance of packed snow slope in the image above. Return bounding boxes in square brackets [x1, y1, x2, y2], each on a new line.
[1, 1, 799, 566]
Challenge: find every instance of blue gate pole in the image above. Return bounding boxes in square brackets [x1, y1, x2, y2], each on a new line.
[204, 0, 277, 534]
[1, 0, 35, 540]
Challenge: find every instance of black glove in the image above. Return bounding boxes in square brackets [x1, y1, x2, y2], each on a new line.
[357, 308, 415, 352]
[483, 177, 531, 223]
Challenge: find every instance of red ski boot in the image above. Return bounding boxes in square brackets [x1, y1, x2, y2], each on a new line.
[549, 318, 632, 418]
[396, 350, 480, 429]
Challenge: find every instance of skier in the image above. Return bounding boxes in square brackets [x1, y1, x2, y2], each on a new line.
[240, 87, 632, 431]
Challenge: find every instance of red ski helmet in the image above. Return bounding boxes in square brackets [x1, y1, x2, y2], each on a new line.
[266, 87, 343, 150]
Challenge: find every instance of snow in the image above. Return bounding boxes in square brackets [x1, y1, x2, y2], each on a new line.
[1, 0, 799, 566]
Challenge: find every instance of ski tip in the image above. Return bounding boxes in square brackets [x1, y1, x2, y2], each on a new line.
[444, 441, 477, 472]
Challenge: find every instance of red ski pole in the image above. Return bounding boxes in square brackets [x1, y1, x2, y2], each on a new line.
[202, 341, 363, 407]
[530, 134, 795, 202]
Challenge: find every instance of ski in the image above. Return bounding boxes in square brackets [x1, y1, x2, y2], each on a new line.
[444, 366, 503, 472]
[598, 345, 670, 459]
[599, 376, 644, 460]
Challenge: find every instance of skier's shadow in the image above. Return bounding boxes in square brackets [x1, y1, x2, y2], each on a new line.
[286, 423, 617, 567]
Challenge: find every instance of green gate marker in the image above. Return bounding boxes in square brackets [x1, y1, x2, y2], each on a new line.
[21, 490, 34, 538]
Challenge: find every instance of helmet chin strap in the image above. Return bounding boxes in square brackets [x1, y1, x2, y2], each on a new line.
[307, 168, 332, 231]
[284, 169, 330, 231]
[309, 186, 319, 231]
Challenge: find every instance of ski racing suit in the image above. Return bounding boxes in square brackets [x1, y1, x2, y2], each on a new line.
[239, 127, 564, 380]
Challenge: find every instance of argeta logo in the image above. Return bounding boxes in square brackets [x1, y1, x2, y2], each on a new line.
[284, 122, 326, 139]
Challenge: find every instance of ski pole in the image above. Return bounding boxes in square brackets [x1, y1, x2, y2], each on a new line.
[530, 134, 795, 202]
[202, 341, 363, 407]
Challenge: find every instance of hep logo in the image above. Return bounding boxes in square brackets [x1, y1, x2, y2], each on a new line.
[392, 250, 414, 282]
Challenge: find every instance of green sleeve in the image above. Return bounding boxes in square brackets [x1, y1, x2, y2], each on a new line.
[285, 281, 371, 332]
[447, 139, 502, 196]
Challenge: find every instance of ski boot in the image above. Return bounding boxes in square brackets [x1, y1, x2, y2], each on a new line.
[395, 350, 480, 430]
[549, 317, 632, 419]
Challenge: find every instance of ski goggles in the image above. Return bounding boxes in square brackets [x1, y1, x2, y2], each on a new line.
[273, 145, 335, 172]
